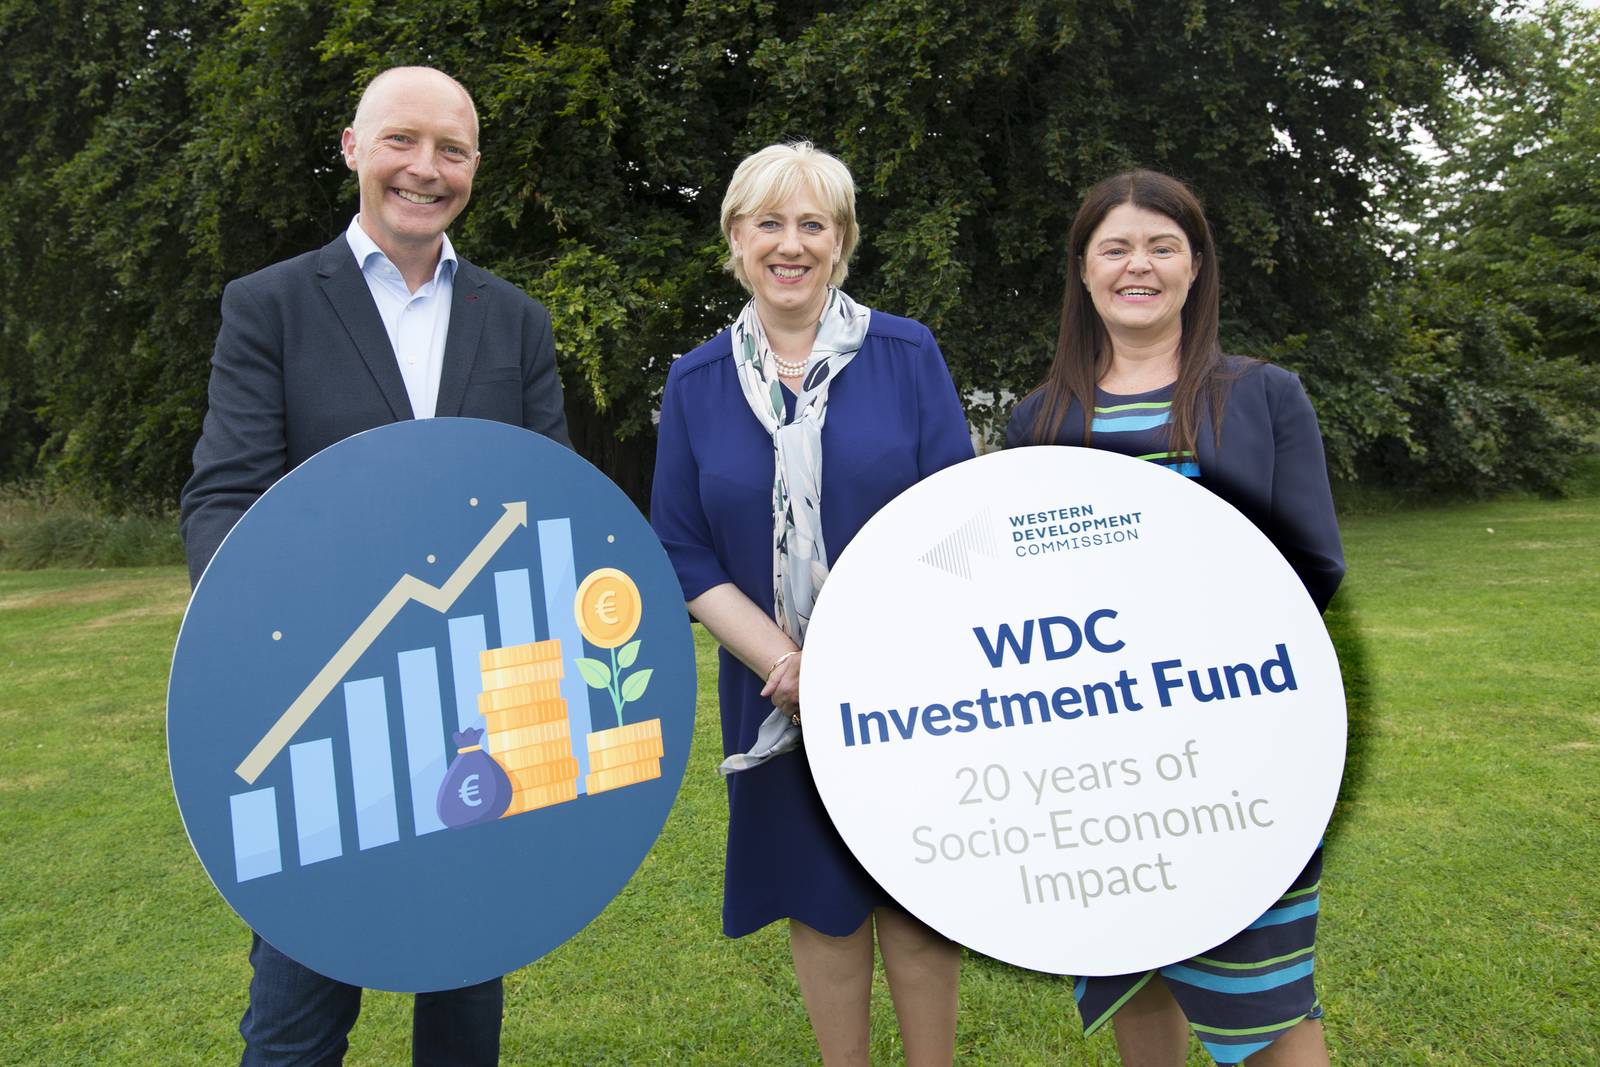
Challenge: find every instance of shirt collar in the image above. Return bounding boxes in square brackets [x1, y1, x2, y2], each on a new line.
[344, 215, 458, 287]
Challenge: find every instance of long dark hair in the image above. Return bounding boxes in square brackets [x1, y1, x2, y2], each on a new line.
[1027, 169, 1238, 454]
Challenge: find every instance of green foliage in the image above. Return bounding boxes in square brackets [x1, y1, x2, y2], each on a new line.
[1260, 277, 1600, 497]
[0, 0, 343, 510]
[1340, 1, 1600, 496]
[1375, 283, 1599, 496]
[1426, 3, 1600, 365]
[7, 0, 1574, 505]
[0, 488, 183, 569]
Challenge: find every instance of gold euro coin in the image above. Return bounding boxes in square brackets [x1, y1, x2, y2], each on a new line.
[492, 738, 576, 770]
[503, 779, 578, 816]
[478, 680, 564, 712]
[587, 718, 662, 752]
[586, 759, 661, 795]
[480, 639, 563, 672]
[588, 737, 664, 771]
[482, 699, 568, 730]
[488, 720, 573, 751]
[481, 658, 564, 691]
[574, 568, 642, 649]
[506, 757, 580, 791]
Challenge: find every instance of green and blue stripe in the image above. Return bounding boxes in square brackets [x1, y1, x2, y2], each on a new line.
[1073, 849, 1325, 1064]
[1091, 394, 1199, 478]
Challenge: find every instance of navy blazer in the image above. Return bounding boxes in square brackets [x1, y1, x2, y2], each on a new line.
[180, 235, 571, 585]
[1004, 358, 1345, 611]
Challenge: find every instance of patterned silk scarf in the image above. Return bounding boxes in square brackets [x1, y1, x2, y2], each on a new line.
[721, 287, 872, 775]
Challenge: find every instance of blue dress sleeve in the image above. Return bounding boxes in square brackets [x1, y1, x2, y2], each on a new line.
[915, 327, 976, 476]
[650, 362, 735, 601]
[1265, 370, 1346, 612]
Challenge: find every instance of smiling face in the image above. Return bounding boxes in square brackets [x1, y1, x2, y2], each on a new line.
[1080, 202, 1200, 349]
[340, 68, 480, 267]
[730, 187, 843, 327]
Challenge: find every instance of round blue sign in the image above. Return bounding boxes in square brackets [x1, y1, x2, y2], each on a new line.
[168, 419, 695, 991]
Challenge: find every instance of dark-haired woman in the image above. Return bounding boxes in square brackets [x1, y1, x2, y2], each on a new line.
[1005, 170, 1343, 1066]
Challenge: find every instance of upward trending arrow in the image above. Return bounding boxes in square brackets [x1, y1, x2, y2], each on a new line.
[234, 502, 529, 784]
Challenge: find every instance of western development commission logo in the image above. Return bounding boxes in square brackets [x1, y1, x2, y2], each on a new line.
[1007, 502, 1144, 559]
[920, 502, 1147, 579]
[919, 509, 1001, 579]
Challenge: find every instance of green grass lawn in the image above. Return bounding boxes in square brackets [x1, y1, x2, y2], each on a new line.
[2, 492, 1596, 1065]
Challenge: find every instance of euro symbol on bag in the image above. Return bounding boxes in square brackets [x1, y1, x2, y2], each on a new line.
[436, 728, 512, 828]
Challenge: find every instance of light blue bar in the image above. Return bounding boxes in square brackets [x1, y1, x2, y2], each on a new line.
[229, 788, 282, 882]
[1160, 959, 1316, 994]
[398, 647, 448, 836]
[1091, 412, 1170, 432]
[1205, 1039, 1272, 1064]
[289, 738, 342, 865]
[538, 517, 593, 793]
[494, 569, 538, 647]
[344, 677, 399, 851]
[1246, 898, 1321, 929]
[447, 614, 488, 746]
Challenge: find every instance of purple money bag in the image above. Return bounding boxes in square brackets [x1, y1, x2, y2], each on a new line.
[436, 728, 513, 828]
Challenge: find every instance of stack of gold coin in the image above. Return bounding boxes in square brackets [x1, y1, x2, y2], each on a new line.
[585, 718, 664, 795]
[478, 640, 578, 816]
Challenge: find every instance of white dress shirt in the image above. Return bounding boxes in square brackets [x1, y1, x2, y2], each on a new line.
[345, 216, 456, 419]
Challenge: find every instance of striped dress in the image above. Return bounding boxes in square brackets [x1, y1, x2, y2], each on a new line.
[1089, 387, 1200, 477]
[1075, 384, 1325, 1064]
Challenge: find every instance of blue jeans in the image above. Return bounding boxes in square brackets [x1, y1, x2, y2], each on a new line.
[239, 934, 503, 1066]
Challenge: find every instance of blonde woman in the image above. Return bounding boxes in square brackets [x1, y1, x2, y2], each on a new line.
[651, 143, 972, 1065]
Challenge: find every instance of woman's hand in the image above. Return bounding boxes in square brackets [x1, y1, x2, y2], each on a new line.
[760, 649, 802, 720]
[686, 582, 803, 717]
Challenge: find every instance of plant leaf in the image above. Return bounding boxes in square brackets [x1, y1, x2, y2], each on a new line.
[617, 639, 642, 669]
[619, 667, 653, 704]
[574, 657, 612, 689]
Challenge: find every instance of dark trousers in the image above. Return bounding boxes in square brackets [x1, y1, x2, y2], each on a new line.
[239, 934, 503, 1066]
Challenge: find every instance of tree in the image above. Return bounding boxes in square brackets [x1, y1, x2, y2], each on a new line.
[1428, 2, 1600, 364]
[1348, 1, 1600, 495]
[1, 0, 1510, 507]
[0, 0, 333, 504]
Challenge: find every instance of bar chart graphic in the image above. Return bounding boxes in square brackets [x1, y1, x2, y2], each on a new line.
[222, 507, 607, 880]
[168, 419, 695, 991]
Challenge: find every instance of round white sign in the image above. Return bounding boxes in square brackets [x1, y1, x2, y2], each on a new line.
[802, 447, 1345, 976]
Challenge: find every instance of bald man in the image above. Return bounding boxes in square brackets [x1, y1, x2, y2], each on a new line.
[181, 67, 569, 1066]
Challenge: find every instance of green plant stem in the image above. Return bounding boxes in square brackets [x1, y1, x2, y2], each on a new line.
[608, 646, 624, 727]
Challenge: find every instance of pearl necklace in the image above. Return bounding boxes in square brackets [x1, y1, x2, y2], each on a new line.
[773, 353, 808, 378]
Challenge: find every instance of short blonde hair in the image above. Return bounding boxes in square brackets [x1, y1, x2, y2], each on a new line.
[720, 142, 860, 290]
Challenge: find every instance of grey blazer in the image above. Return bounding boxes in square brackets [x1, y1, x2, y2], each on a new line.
[180, 235, 571, 585]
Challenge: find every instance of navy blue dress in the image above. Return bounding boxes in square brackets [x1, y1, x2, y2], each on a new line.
[652, 310, 974, 937]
